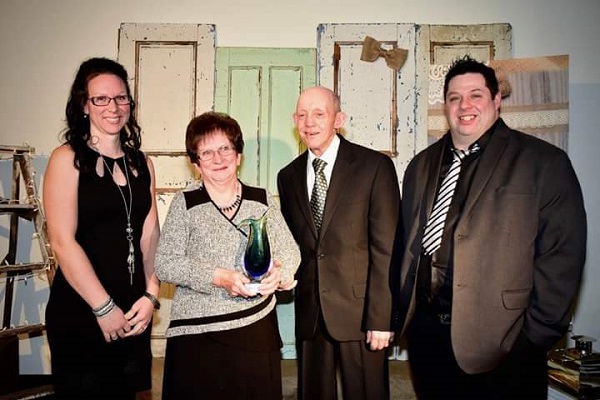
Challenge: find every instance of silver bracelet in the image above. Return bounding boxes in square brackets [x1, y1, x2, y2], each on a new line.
[92, 297, 115, 318]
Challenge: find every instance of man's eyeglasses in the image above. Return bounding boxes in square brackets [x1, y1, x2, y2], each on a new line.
[198, 145, 235, 161]
[89, 95, 132, 106]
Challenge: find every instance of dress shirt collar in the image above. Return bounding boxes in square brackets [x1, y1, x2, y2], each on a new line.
[307, 134, 340, 180]
[306, 134, 340, 192]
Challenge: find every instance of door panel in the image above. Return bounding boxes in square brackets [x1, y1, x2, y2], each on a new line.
[418, 23, 513, 148]
[215, 48, 315, 195]
[119, 23, 215, 194]
[318, 23, 416, 164]
[215, 47, 316, 359]
[118, 23, 216, 357]
[318, 23, 512, 184]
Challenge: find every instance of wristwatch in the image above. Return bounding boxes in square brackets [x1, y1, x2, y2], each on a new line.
[143, 292, 161, 310]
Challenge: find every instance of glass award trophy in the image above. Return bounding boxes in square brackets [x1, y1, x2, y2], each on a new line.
[238, 210, 271, 294]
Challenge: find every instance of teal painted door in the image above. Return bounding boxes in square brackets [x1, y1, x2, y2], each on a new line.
[215, 47, 315, 195]
[215, 47, 316, 359]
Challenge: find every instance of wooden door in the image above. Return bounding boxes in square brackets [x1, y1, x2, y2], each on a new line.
[118, 23, 216, 356]
[215, 47, 316, 195]
[317, 23, 512, 184]
[318, 23, 418, 179]
[418, 24, 512, 149]
[118, 23, 216, 194]
[215, 47, 316, 359]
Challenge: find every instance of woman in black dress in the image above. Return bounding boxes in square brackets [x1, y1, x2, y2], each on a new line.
[43, 57, 160, 399]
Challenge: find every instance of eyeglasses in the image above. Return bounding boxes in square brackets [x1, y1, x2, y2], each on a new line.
[89, 95, 132, 106]
[198, 145, 235, 161]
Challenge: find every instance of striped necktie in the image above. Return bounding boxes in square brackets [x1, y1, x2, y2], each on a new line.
[310, 158, 328, 232]
[421, 144, 480, 255]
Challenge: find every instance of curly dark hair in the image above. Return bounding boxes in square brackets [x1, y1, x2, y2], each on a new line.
[63, 57, 145, 173]
[443, 55, 500, 101]
[185, 111, 245, 164]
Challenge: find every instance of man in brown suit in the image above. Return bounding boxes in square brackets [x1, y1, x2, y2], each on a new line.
[398, 56, 587, 399]
[277, 86, 401, 400]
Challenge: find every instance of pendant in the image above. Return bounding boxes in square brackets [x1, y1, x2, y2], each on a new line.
[126, 223, 135, 285]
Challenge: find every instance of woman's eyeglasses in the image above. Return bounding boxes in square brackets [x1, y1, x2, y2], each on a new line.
[198, 145, 235, 161]
[89, 95, 132, 106]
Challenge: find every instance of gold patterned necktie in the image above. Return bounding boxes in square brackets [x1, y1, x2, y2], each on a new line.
[310, 158, 328, 232]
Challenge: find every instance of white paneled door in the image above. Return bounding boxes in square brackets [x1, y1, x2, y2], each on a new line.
[118, 23, 216, 357]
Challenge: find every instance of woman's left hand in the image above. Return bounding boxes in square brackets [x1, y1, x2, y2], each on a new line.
[258, 261, 282, 296]
[123, 295, 155, 337]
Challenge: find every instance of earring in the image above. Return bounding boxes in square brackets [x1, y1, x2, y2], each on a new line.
[84, 114, 88, 118]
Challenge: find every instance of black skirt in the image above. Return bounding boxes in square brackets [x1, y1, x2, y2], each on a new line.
[162, 310, 282, 400]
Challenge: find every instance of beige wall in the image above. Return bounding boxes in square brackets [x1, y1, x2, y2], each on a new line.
[1, 0, 599, 373]
[1, 0, 598, 154]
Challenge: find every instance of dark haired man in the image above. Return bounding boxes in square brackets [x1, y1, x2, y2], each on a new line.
[398, 56, 586, 399]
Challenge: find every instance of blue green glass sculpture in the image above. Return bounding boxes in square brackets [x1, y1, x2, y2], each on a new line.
[238, 210, 271, 286]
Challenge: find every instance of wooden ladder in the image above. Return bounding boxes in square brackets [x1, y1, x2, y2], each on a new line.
[0, 145, 56, 399]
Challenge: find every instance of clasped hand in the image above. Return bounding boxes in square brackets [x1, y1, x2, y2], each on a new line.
[96, 295, 155, 343]
[216, 260, 296, 298]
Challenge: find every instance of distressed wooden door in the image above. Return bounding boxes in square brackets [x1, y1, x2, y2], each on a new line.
[215, 47, 316, 195]
[318, 23, 418, 180]
[418, 24, 512, 149]
[317, 23, 511, 184]
[118, 23, 216, 356]
[215, 47, 316, 358]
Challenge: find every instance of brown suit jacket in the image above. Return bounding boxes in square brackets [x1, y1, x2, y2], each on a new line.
[398, 119, 587, 373]
[277, 135, 401, 341]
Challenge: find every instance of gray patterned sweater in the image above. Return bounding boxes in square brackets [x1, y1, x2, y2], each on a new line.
[155, 181, 300, 338]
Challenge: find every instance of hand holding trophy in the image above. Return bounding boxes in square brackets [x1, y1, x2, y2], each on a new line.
[237, 209, 271, 295]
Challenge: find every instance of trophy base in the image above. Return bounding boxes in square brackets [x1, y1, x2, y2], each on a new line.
[245, 282, 261, 295]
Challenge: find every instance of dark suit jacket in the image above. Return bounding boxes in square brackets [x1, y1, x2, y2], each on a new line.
[277, 135, 401, 342]
[399, 119, 587, 373]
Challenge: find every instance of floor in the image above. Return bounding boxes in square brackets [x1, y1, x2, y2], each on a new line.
[151, 357, 416, 399]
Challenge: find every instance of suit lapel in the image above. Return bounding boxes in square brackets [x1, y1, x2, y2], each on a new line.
[289, 152, 319, 238]
[461, 120, 511, 217]
[319, 136, 352, 237]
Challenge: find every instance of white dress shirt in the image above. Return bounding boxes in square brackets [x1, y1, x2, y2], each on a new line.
[306, 134, 340, 199]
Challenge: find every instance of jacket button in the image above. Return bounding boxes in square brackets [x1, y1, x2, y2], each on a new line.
[317, 253, 325, 260]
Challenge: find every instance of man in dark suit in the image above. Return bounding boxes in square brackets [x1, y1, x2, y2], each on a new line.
[398, 56, 587, 399]
[277, 86, 401, 400]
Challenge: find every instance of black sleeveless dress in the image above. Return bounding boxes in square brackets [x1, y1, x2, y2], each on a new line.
[45, 147, 152, 399]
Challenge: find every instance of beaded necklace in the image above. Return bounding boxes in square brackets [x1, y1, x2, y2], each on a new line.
[217, 193, 241, 213]
[202, 181, 242, 213]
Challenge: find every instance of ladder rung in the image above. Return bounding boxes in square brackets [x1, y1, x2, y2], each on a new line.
[0, 203, 36, 214]
[0, 323, 45, 340]
[0, 262, 48, 274]
[0, 145, 34, 154]
[0, 384, 54, 400]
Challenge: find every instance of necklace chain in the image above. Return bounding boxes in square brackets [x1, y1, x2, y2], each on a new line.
[98, 151, 135, 285]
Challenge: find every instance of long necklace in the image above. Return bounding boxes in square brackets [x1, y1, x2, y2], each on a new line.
[98, 152, 135, 285]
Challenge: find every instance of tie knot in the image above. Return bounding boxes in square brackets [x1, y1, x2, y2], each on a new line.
[453, 143, 480, 162]
[313, 158, 327, 173]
